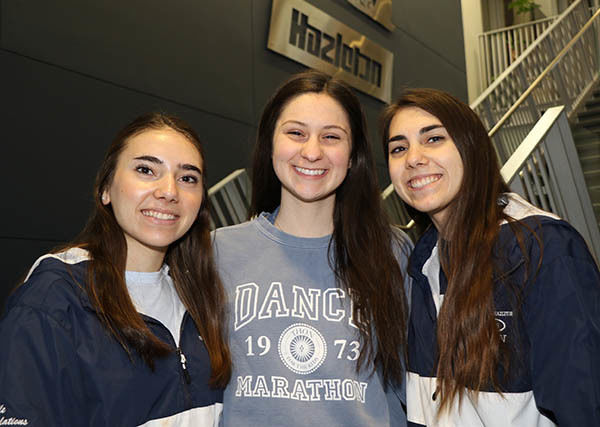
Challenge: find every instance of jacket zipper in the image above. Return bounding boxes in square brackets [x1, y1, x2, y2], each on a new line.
[141, 311, 193, 408]
[177, 348, 192, 384]
[178, 312, 193, 408]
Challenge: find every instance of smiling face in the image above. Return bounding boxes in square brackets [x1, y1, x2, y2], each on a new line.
[272, 92, 352, 211]
[102, 128, 204, 270]
[387, 106, 464, 229]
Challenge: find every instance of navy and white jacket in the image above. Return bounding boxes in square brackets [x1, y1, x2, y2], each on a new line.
[406, 194, 600, 426]
[0, 249, 222, 426]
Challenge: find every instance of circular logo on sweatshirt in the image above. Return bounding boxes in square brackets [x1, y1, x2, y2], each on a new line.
[278, 323, 327, 374]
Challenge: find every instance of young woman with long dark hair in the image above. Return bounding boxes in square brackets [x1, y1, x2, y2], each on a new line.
[213, 70, 411, 426]
[381, 88, 600, 426]
[0, 113, 230, 426]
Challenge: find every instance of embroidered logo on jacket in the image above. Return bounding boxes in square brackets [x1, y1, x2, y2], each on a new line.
[0, 404, 29, 425]
[495, 310, 513, 343]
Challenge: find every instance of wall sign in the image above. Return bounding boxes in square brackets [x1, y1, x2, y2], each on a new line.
[267, 0, 393, 103]
[347, 0, 395, 31]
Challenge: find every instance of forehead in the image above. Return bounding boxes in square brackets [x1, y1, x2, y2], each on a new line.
[121, 128, 203, 166]
[389, 106, 443, 132]
[277, 93, 350, 127]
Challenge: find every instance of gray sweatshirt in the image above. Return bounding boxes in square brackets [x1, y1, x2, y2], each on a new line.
[213, 211, 411, 426]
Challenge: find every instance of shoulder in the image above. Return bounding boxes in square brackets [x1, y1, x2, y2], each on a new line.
[212, 218, 261, 253]
[499, 193, 593, 263]
[5, 248, 91, 320]
[212, 219, 257, 242]
[536, 218, 590, 261]
[501, 213, 592, 265]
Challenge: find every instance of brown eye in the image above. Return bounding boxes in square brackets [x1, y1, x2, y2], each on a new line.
[180, 175, 199, 184]
[427, 136, 444, 143]
[135, 165, 154, 176]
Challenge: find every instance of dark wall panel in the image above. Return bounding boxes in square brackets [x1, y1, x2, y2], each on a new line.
[0, 0, 467, 312]
[390, 0, 466, 72]
[2, 0, 256, 124]
[0, 50, 254, 243]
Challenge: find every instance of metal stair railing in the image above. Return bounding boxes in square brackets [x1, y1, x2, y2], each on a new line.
[382, 4, 600, 237]
[381, 106, 600, 256]
[501, 106, 600, 259]
[207, 167, 419, 236]
[381, 183, 417, 239]
[207, 168, 250, 229]
[486, 4, 600, 163]
[471, 0, 596, 163]
[213, 4, 600, 247]
[478, 15, 556, 92]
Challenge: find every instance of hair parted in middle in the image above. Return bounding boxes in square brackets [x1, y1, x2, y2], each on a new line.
[69, 112, 231, 387]
[380, 88, 538, 411]
[251, 69, 409, 386]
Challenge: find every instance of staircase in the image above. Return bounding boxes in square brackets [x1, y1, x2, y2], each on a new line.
[207, 0, 600, 252]
[573, 88, 600, 226]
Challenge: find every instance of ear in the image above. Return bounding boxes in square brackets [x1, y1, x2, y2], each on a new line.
[348, 158, 352, 169]
[101, 189, 110, 205]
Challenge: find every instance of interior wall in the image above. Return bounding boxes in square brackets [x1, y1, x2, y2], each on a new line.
[0, 0, 467, 312]
[462, 0, 486, 102]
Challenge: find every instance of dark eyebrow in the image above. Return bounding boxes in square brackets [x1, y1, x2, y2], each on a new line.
[420, 124, 444, 134]
[134, 155, 162, 164]
[323, 124, 349, 136]
[134, 155, 202, 174]
[387, 124, 445, 143]
[281, 120, 349, 136]
[181, 164, 202, 175]
[388, 134, 406, 143]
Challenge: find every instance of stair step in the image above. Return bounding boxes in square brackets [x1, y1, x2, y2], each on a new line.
[578, 107, 600, 120]
[579, 123, 600, 133]
[578, 114, 600, 126]
[579, 154, 600, 170]
[587, 185, 600, 203]
[571, 123, 600, 138]
[593, 203, 600, 228]
[586, 98, 600, 109]
[577, 146, 600, 158]
[576, 88, 600, 228]
[573, 132, 600, 147]
[584, 169, 600, 188]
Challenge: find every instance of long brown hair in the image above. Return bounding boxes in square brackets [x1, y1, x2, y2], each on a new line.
[251, 70, 409, 386]
[69, 113, 230, 387]
[381, 89, 517, 409]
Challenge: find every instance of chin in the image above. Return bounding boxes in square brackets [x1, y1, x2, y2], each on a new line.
[143, 235, 180, 251]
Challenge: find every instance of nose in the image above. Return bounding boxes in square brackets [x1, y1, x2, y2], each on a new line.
[405, 144, 428, 169]
[154, 175, 178, 202]
[300, 136, 323, 162]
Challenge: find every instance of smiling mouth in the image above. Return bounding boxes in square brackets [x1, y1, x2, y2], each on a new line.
[294, 166, 326, 176]
[142, 209, 177, 220]
[408, 174, 441, 189]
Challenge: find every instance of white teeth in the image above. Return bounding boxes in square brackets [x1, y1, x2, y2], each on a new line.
[142, 210, 176, 220]
[409, 175, 441, 189]
[295, 166, 326, 176]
